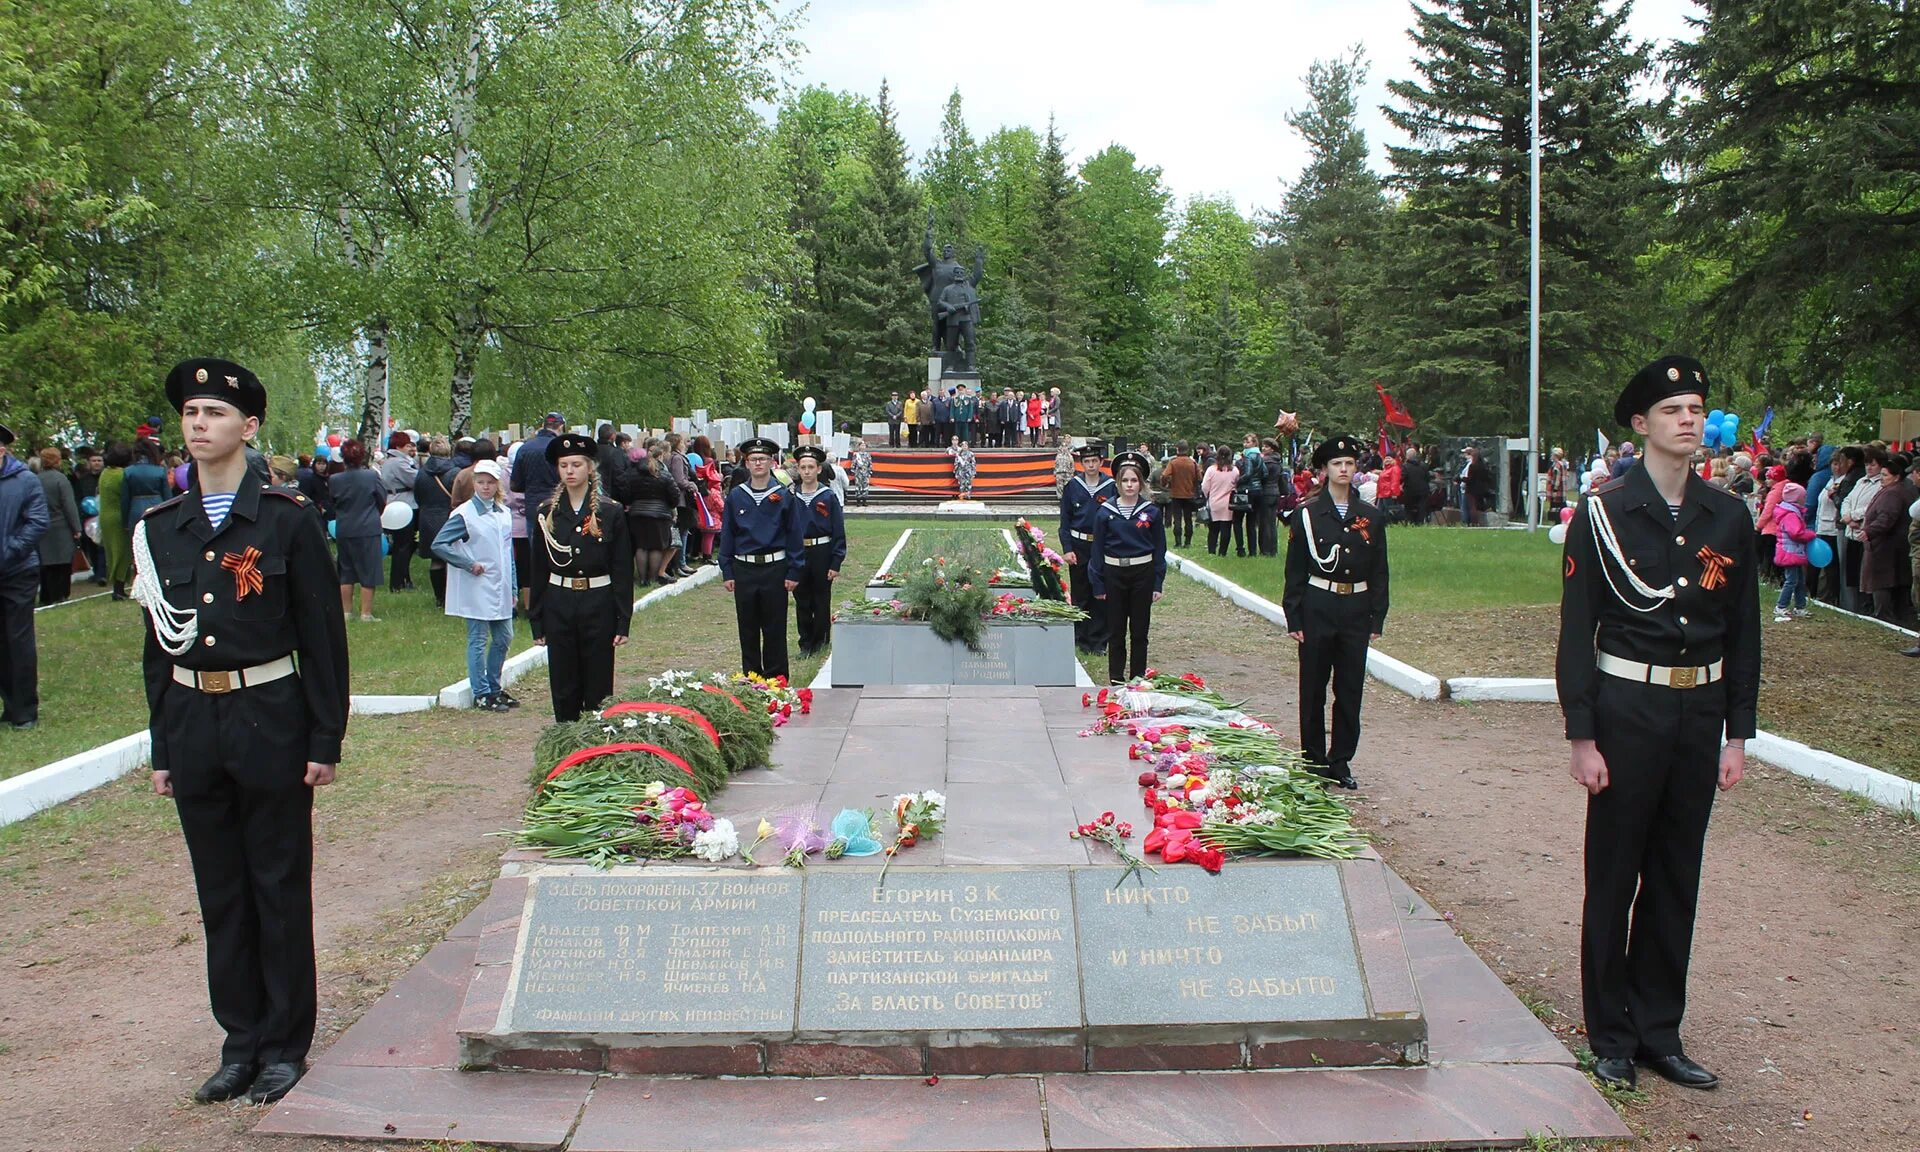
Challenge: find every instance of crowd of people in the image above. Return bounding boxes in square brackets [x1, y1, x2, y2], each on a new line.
[882, 384, 1063, 448]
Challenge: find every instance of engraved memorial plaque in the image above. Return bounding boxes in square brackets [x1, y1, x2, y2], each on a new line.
[1074, 863, 1369, 1025]
[798, 870, 1079, 1031]
[505, 872, 801, 1034]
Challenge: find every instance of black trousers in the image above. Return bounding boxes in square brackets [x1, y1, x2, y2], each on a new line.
[39, 563, 72, 605]
[1232, 505, 1252, 554]
[1068, 546, 1109, 651]
[888, 421, 902, 448]
[1296, 589, 1370, 777]
[175, 779, 317, 1067]
[1582, 675, 1724, 1059]
[1168, 498, 1196, 547]
[1102, 563, 1154, 685]
[1256, 497, 1279, 556]
[733, 561, 790, 680]
[543, 584, 616, 722]
[793, 545, 834, 653]
[0, 568, 37, 724]
[387, 521, 417, 590]
[1206, 519, 1231, 555]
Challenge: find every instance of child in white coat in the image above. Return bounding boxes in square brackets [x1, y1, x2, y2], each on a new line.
[432, 459, 519, 710]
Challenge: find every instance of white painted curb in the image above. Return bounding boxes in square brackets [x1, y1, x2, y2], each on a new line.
[875, 528, 914, 578]
[350, 694, 438, 715]
[1446, 677, 1558, 703]
[1747, 731, 1920, 815]
[1808, 598, 1918, 637]
[0, 732, 150, 825]
[1167, 554, 1443, 701]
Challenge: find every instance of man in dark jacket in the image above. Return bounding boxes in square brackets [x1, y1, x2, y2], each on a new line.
[0, 423, 49, 728]
[594, 422, 630, 502]
[1401, 449, 1431, 525]
[511, 412, 564, 512]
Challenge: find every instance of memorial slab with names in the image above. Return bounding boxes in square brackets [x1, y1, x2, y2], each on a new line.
[502, 871, 801, 1035]
[1074, 863, 1369, 1028]
[797, 869, 1079, 1032]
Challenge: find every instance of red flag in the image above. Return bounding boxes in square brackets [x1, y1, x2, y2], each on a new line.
[1375, 382, 1416, 428]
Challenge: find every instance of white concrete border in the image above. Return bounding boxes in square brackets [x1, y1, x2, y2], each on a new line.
[1746, 731, 1920, 815]
[0, 732, 150, 825]
[1807, 598, 1918, 637]
[1446, 677, 1558, 703]
[350, 694, 438, 715]
[874, 527, 915, 579]
[33, 589, 112, 612]
[1166, 553, 1443, 701]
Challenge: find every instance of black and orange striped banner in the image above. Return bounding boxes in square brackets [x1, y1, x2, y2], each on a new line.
[869, 450, 1063, 496]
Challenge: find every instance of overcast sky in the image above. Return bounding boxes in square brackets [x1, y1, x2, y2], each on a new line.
[781, 0, 1701, 218]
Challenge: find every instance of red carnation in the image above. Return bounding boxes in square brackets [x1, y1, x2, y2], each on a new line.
[1192, 846, 1225, 873]
[1136, 771, 1158, 787]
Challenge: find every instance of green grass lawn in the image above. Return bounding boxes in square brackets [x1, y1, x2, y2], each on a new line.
[1174, 524, 1563, 615]
[1, 555, 532, 780]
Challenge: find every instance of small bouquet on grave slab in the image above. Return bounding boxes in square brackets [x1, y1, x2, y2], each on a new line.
[728, 672, 811, 727]
[825, 809, 884, 858]
[876, 790, 947, 885]
[774, 810, 827, 869]
[1070, 810, 1154, 887]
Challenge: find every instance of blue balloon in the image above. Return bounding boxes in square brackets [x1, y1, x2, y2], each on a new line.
[1807, 538, 1834, 568]
[380, 535, 390, 556]
[800, 412, 816, 430]
[81, 496, 99, 517]
[1723, 413, 1740, 431]
[1702, 424, 1721, 448]
[326, 519, 337, 539]
[1707, 409, 1725, 425]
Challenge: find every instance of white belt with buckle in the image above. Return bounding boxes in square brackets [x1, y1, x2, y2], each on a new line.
[1597, 652, 1723, 689]
[736, 550, 787, 565]
[1105, 554, 1153, 567]
[172, 654, 296, 695]
[803, 536, 833, 547]
[548, 574, 612, 590]
[1308, 576, 1368, 595]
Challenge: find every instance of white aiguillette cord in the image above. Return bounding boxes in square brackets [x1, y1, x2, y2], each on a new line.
[1299, 505, 1341, 572]
[130, 519, 198, 655]
[1588, 493, 1675, 613]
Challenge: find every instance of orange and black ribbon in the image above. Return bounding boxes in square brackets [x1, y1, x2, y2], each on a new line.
[220, 546, 264, 601]
[1696, 545, 1733, 591]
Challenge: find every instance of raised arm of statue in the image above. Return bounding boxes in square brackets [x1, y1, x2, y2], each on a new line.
[924, 211, 936, 262]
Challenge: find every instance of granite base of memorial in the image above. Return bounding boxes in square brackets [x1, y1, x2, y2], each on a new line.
[456, 857, 1425, 1075]
[864, 580, 1040, 601]
[830, 620, 1076, 687]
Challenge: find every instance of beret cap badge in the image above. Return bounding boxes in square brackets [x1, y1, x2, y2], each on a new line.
[195, 368, 209, 384]
[1667, 367, 1681, 382]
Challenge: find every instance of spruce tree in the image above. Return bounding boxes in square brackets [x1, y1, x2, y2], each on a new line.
[1022, 117, 1095, 428]
[1264, 47, 1388, 434]
[1378, 0, 1662, 436]
[1072, 145, 1171, 436]
[922, 88, 983, 246]
[823, 80, 925, 418]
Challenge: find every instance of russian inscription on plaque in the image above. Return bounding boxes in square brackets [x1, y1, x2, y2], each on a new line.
[1073, 863, 1368, 1025]
[506, 872, 802, 1033]
[798, 870, 1079, 1031]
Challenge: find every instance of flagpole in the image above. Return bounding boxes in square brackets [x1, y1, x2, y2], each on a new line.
[1526, 0, 1542, 530]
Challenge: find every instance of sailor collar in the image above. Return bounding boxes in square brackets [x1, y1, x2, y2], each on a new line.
[1075, 474, 1113, 495]
[741, 481, 783, 506]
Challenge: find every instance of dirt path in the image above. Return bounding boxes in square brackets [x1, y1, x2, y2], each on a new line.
[1147, 576, 1920, 1152]
[2, 568, 1914, 1152]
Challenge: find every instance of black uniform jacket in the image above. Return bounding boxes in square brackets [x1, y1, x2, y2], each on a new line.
[139, 479, 350, 779]
[1282, 488, 1390, 636]
[526, 493, 635, 641]
[1555, 462, 1761, 742]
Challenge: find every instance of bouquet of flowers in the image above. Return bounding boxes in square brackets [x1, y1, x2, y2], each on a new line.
[729, 672, 813, 728]
[877, 790, 946, 884]
[1013, 518, 1067, 601]
[1070, 810, 1153, 887]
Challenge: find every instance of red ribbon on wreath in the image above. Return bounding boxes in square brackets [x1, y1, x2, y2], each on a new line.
[543, 741, 692, 784]
[700, 684, 751, 714]
[598, 701, 722, 747]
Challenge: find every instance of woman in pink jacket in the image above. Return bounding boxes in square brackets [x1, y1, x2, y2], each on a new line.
[1199, 447, 1240, 557]
[1756, 461, 1785, 582]
[1771, 455, 1816, 621]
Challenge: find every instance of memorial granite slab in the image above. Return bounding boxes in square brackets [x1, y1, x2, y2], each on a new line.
[499, 871, 802, 1037]
[797, 869, 1080, 1034]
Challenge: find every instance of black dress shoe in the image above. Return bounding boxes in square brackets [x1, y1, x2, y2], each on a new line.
[1333, 774, 1360, 790]
[1638, 1052, 1718, 1089]
[1590, 1056, 1636, 1089]
[246, 1061, 305, 1104]
[1901, 645, 1920, 657]
[194, 1062, 257, 1103]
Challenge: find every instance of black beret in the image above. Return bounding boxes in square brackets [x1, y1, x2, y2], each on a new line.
[0, 423, 13, 446]
[1312, 435, 1367, 468]
[166, 358, 266, 421]
[740, 437, 780, 458]
[1615, 356, 1709, 428]
[793, 445, 827, 464]
[544, 432, 597, 466]
[1112, 450, 1152, 477]
[1074, 441, 1108, 459]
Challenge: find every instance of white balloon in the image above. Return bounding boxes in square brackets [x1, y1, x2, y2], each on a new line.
[379, 502, 415, 531]
[1548, 523, 1568, 546]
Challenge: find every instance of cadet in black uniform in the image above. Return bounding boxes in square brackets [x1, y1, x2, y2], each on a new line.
[1282, 435, 1388, 790]
[790, 446, 846, 657]
[1090, 450, 1167, 685]
[527, 433, 633, 722]
[1557, 356, 1760, 1092]
[719, 437, 803, 679]
[1059, 442, 1115, 654]
[135, 358, 350, 1106]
